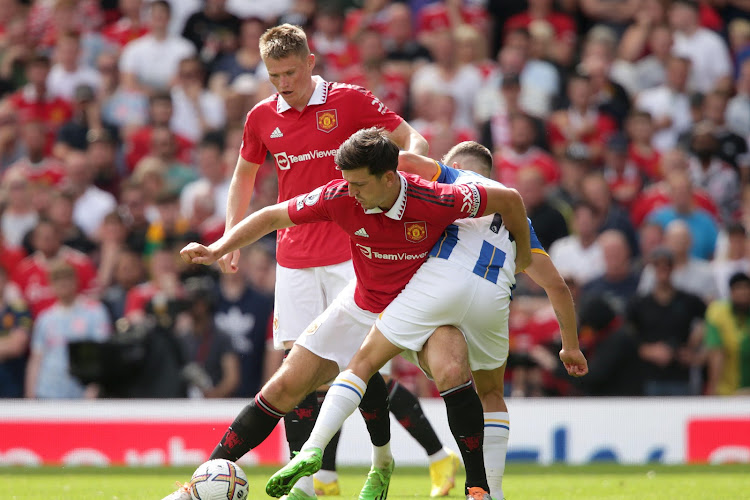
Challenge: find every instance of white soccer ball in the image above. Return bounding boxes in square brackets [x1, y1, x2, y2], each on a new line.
[189, 459, 249, 500]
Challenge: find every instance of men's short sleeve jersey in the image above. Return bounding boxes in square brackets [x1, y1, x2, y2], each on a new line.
[287, 173, 487, 313]
[431, 163, 544, 289]
[240, 76, 404, 269]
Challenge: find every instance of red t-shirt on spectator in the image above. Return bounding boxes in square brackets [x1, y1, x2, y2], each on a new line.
[628, 144, 661, 181]
[417, 4, 488, 35]
[11, 248, 98, 318]
[629, 184, 720, 227]
[101, 19, 149, 47]
[125, 126, 195, 172]
[504, 12, 576, 42]
[494, 146, 559, 188]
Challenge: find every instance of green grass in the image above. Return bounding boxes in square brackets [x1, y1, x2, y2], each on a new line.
[1, 464, 749, 500]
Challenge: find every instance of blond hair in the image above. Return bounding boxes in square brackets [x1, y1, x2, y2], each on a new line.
[260, 24, 310, 60]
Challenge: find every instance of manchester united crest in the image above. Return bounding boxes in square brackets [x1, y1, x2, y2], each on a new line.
[404, 221, 427, 243]
[316, 109, 338, 133]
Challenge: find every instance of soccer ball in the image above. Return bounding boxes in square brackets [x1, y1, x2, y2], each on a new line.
[189, 459, 249, 500]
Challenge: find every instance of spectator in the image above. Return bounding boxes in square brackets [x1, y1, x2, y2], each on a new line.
[669, 0, 732, 94]
[726, 59, 750, 141]
[170, 56, 226, 143]
[636, 56, 693, 152]
[547, 70, 617, 164]
[625, 110, 661, 181]
[581, 230, 641, 316]
[648, 171, 718, 259]
[178, 276, 240, 398]
[0, 266, 31, 398]
[0, 100, 24, 170]
[0, 12, 32, 95]
[215, 248, 275, 397]
[383, 3, 431, 76]
[9, 121, 66, 187]
[638, 219, 718, 302]
[548, 200, 605, 286]
[97, 51, 150, 134]
[47, 31, 101, 102]
[144, 190, 196, 256]
[94, 210, 131, 290]
[7, 54, 72, 152]
[602, 132, 643, 210]
[11, 219, 98, 318]
[705, 271, 750, 395]
[579, 0, 640, 37]
[148, 126, 199, 194]
[504, 0, 576, 66]
[633, 24, 673, 93]
[412, 28, 482, 130]
[494, 112, 558, 188]
[119, 0, 195, 91]
[24, 260, 111, 399]
[54, 84, 115, 159]
[62, 151, 118, 238]
[580, 26, 631, 126]
[86, 129, 122, 197]
[548, 143, 590, 209]
[180, 133, 229, 220]
[124, 245, 183, 324]
[0, 168, 39, 249]
[627, 247, 706, 396]
[125, 91, 194, 172]
[344, 0, 391, 40]
[581, 172, 640, 257]
[101, 0, 149, 48]
[712, 223, 750, 299]
[209, 17, 266, 97]
[46, 191, 95, 255]
[686, 122, 740, 223]
[118, 179, 150, 254]
[699, 91, 748, 172]
[516, 165, 569, 250]
[416, 0, 489, 44]
[309, 4, 360, 82]
[181, 0, 241, 64]
[101, 250, 145, 321]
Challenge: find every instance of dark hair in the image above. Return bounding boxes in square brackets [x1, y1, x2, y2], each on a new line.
[149, 91, 173, 106]
[150, 0, 171, 15]
[335, 127, 399, 177]
[200, 131, 225, 151]
[442, 141, 493, 175]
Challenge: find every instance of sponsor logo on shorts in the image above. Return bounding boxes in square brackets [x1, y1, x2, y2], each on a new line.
[274, 149, 338, 170]
[404, 221, 427, 243]
[356, 244, 429, 261]
[316, 109, 338, 133]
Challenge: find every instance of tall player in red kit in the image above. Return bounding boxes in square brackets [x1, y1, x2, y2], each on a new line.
[179, 128, 531, 500]
[215, 24, 455, 500]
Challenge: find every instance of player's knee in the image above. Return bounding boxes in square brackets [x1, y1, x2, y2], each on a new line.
[431, 357, 470, 391]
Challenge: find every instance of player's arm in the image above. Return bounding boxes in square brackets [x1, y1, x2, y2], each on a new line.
[481, 186, 531, 272]
[387, 121, 429, 155]
[221, 156, 262, 272]
[524, 252, 588, 377]
[397, 151, 440, 180]
[183, 202, 294, 266]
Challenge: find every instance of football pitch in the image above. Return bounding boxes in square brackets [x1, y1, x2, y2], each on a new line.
[3, 464, 750, 500]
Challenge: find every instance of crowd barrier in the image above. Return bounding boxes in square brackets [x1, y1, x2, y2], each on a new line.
[1, 398, 748, 466]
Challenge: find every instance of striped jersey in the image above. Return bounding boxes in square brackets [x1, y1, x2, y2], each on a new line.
[430, 163, 546, 289]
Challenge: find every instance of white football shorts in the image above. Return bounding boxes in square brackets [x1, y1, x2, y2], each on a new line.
[273, 260, 355, 349]
[295, 281, 391, 376]
[376, 258, 511, 373]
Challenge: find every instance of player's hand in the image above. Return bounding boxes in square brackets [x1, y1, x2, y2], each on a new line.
[217, 249, 240, 273]
[559, 348, 588, 377]
[181, 242, 218, 266]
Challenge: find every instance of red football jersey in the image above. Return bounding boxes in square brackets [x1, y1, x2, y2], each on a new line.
[11, 247, 98, 318]
[240, 76, 404, 269]
[287, 173, 487, 313]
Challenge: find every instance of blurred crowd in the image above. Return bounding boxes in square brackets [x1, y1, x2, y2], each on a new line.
[0, 0, 749, 400]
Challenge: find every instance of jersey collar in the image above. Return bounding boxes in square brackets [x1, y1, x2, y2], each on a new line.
[277, 75, 329, 113]
[364, 173, 408, 220]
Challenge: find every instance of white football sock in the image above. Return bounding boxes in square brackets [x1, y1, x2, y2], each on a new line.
[304, 371, 366, 451]
[428, 447, 450, 464]
[294, 475, 315, 496]
[314, 469, 338, 483]
[372, 442, 393, 469]
[484, 411, 510, 499]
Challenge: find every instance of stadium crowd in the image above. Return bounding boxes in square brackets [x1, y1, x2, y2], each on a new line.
[0, 0, 748, 400]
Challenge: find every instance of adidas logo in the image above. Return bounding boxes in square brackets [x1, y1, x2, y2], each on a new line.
[354, 228, 369, 238]
[270, 127, 284, 138]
